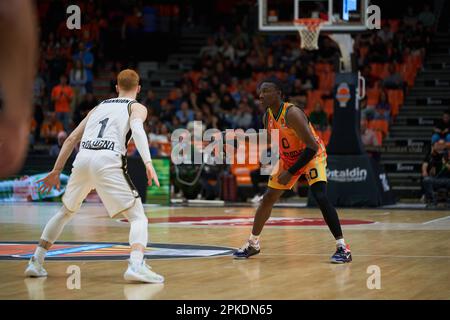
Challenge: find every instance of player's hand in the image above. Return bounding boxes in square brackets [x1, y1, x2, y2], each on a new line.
[37, 170, 61, 194]
[278, 171, 293, 186]
[145, 162, 160, 187]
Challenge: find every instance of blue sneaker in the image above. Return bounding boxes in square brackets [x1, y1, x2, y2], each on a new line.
[331, 244, 352, 264]
[233, 241, 260, 259]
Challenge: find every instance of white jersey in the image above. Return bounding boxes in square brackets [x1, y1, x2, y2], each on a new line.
[80, 97, 137, 156]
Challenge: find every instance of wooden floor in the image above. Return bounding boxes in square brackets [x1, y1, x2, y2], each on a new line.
[0, 202, 449, 300]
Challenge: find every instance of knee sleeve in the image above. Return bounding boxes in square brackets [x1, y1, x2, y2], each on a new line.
[124, 198, 148, 247]
[41, 206, 76, 243]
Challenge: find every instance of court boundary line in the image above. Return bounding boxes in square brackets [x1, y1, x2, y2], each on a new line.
[260, 253, 450, 259]
[422, 215, 450, 224]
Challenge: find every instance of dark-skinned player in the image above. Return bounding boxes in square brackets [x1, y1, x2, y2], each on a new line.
[233, 80, 352, 263]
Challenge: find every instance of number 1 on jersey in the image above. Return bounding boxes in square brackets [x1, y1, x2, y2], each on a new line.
[98, 118, 109, 138]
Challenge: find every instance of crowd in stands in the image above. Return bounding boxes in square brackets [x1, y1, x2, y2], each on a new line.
[31, 0, 171, 153]
[29, 1, 439, 201]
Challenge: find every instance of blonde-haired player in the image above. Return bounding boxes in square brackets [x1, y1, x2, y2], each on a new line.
[25, 69, 164, 283]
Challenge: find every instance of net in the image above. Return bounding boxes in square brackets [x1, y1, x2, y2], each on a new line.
[294, 18, 325, 50]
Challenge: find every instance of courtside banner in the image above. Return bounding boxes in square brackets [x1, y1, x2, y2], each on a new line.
[0, 155, 170, 205]
[308, 154, 395, 207]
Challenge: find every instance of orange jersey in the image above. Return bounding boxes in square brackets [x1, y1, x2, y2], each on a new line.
[266, 102, 327, 169]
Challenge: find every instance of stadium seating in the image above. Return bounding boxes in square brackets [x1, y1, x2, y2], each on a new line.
[386, 89, 404, 118]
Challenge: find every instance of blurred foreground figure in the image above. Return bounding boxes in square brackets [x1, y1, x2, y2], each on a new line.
[0, 0, 38, 178]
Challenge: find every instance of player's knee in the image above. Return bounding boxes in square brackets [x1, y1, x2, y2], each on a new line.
[126, 200, 148, 225]
[61, 205, 76, 219]
[56, 205, 75, 222]
[262, 190, 279, 205]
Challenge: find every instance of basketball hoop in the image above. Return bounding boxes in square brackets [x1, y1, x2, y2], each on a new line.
[294, 18, 325, 51]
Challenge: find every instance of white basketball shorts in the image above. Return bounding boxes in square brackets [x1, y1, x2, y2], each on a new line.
[62, 149, 140, 217]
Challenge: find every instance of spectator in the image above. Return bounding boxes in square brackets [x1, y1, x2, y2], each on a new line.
[359, 97, 369, 121]
[33, 104, 45, 143]
[69, 60, 88, 106]
[49, 131, 67, 157]
[219, 40, 235, 61]
[176, 101, 195, 125]
[231, 25, 249, 48]
[309, 102, 329, 132]
[160, 103, 175, 124]
[299, 64, 318, 90]
[73, 42, 94, 93]
[422, 140, 450, 207]
[382, 64, 404, 89]
[360, 120, 380, 147]
[199, 37, 219, 59]
[374, 91, 391, 121]
[73, 93, 98, 126]
[360, 65, 379, 88]
[431, 111, 450, 144]
[33, 73, 46, 108]
[149, 124, 170, 157]
[235, 40, 249, 62]
[41, 112, 64, 144]
[377, 24, 394, 43]
[417, 4, 435, 28]
[368, 36, 388, 63]
[143, 89, 162, 115]
[231, 102, 253, 129]
[403, 6, 418, 27]
[51, 75, 74, 131]
[290, 79, 308, 100]
[214, 25, 229, 46]
[220, 91, 237, 113]
[122, 6, 143, 39]
[200, 103, 219, 129]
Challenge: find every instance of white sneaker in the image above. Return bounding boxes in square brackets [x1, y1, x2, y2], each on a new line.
[24, 257, 48, 277]
[251, 194, 263, 204]
[123, 260, 164, 284]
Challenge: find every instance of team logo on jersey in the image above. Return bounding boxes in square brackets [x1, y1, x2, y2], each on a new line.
[280, 118, 286, 127]
[0, 241, 234, 261]
[336, 82, 351, 107]
[118, 216, 374, 227]
[81, 139, 115, 151]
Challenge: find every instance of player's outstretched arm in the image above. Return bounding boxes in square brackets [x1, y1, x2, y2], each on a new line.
[37, 112, 92, 193]
[130, 103, 160, 187]
[278, 107, 319, 185]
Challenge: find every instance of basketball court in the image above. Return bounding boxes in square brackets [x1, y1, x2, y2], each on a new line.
[0, 0, 449, 304]
[0, 203, 448, 299]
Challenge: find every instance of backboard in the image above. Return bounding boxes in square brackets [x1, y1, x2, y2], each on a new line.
[259, 0, 368, 32]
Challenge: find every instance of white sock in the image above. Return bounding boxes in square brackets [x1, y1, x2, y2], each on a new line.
[130, 250, 144, 268]
[336, 238, 346, 248]
[249, 234, 260, 247]
[34, 246, 47, 265]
